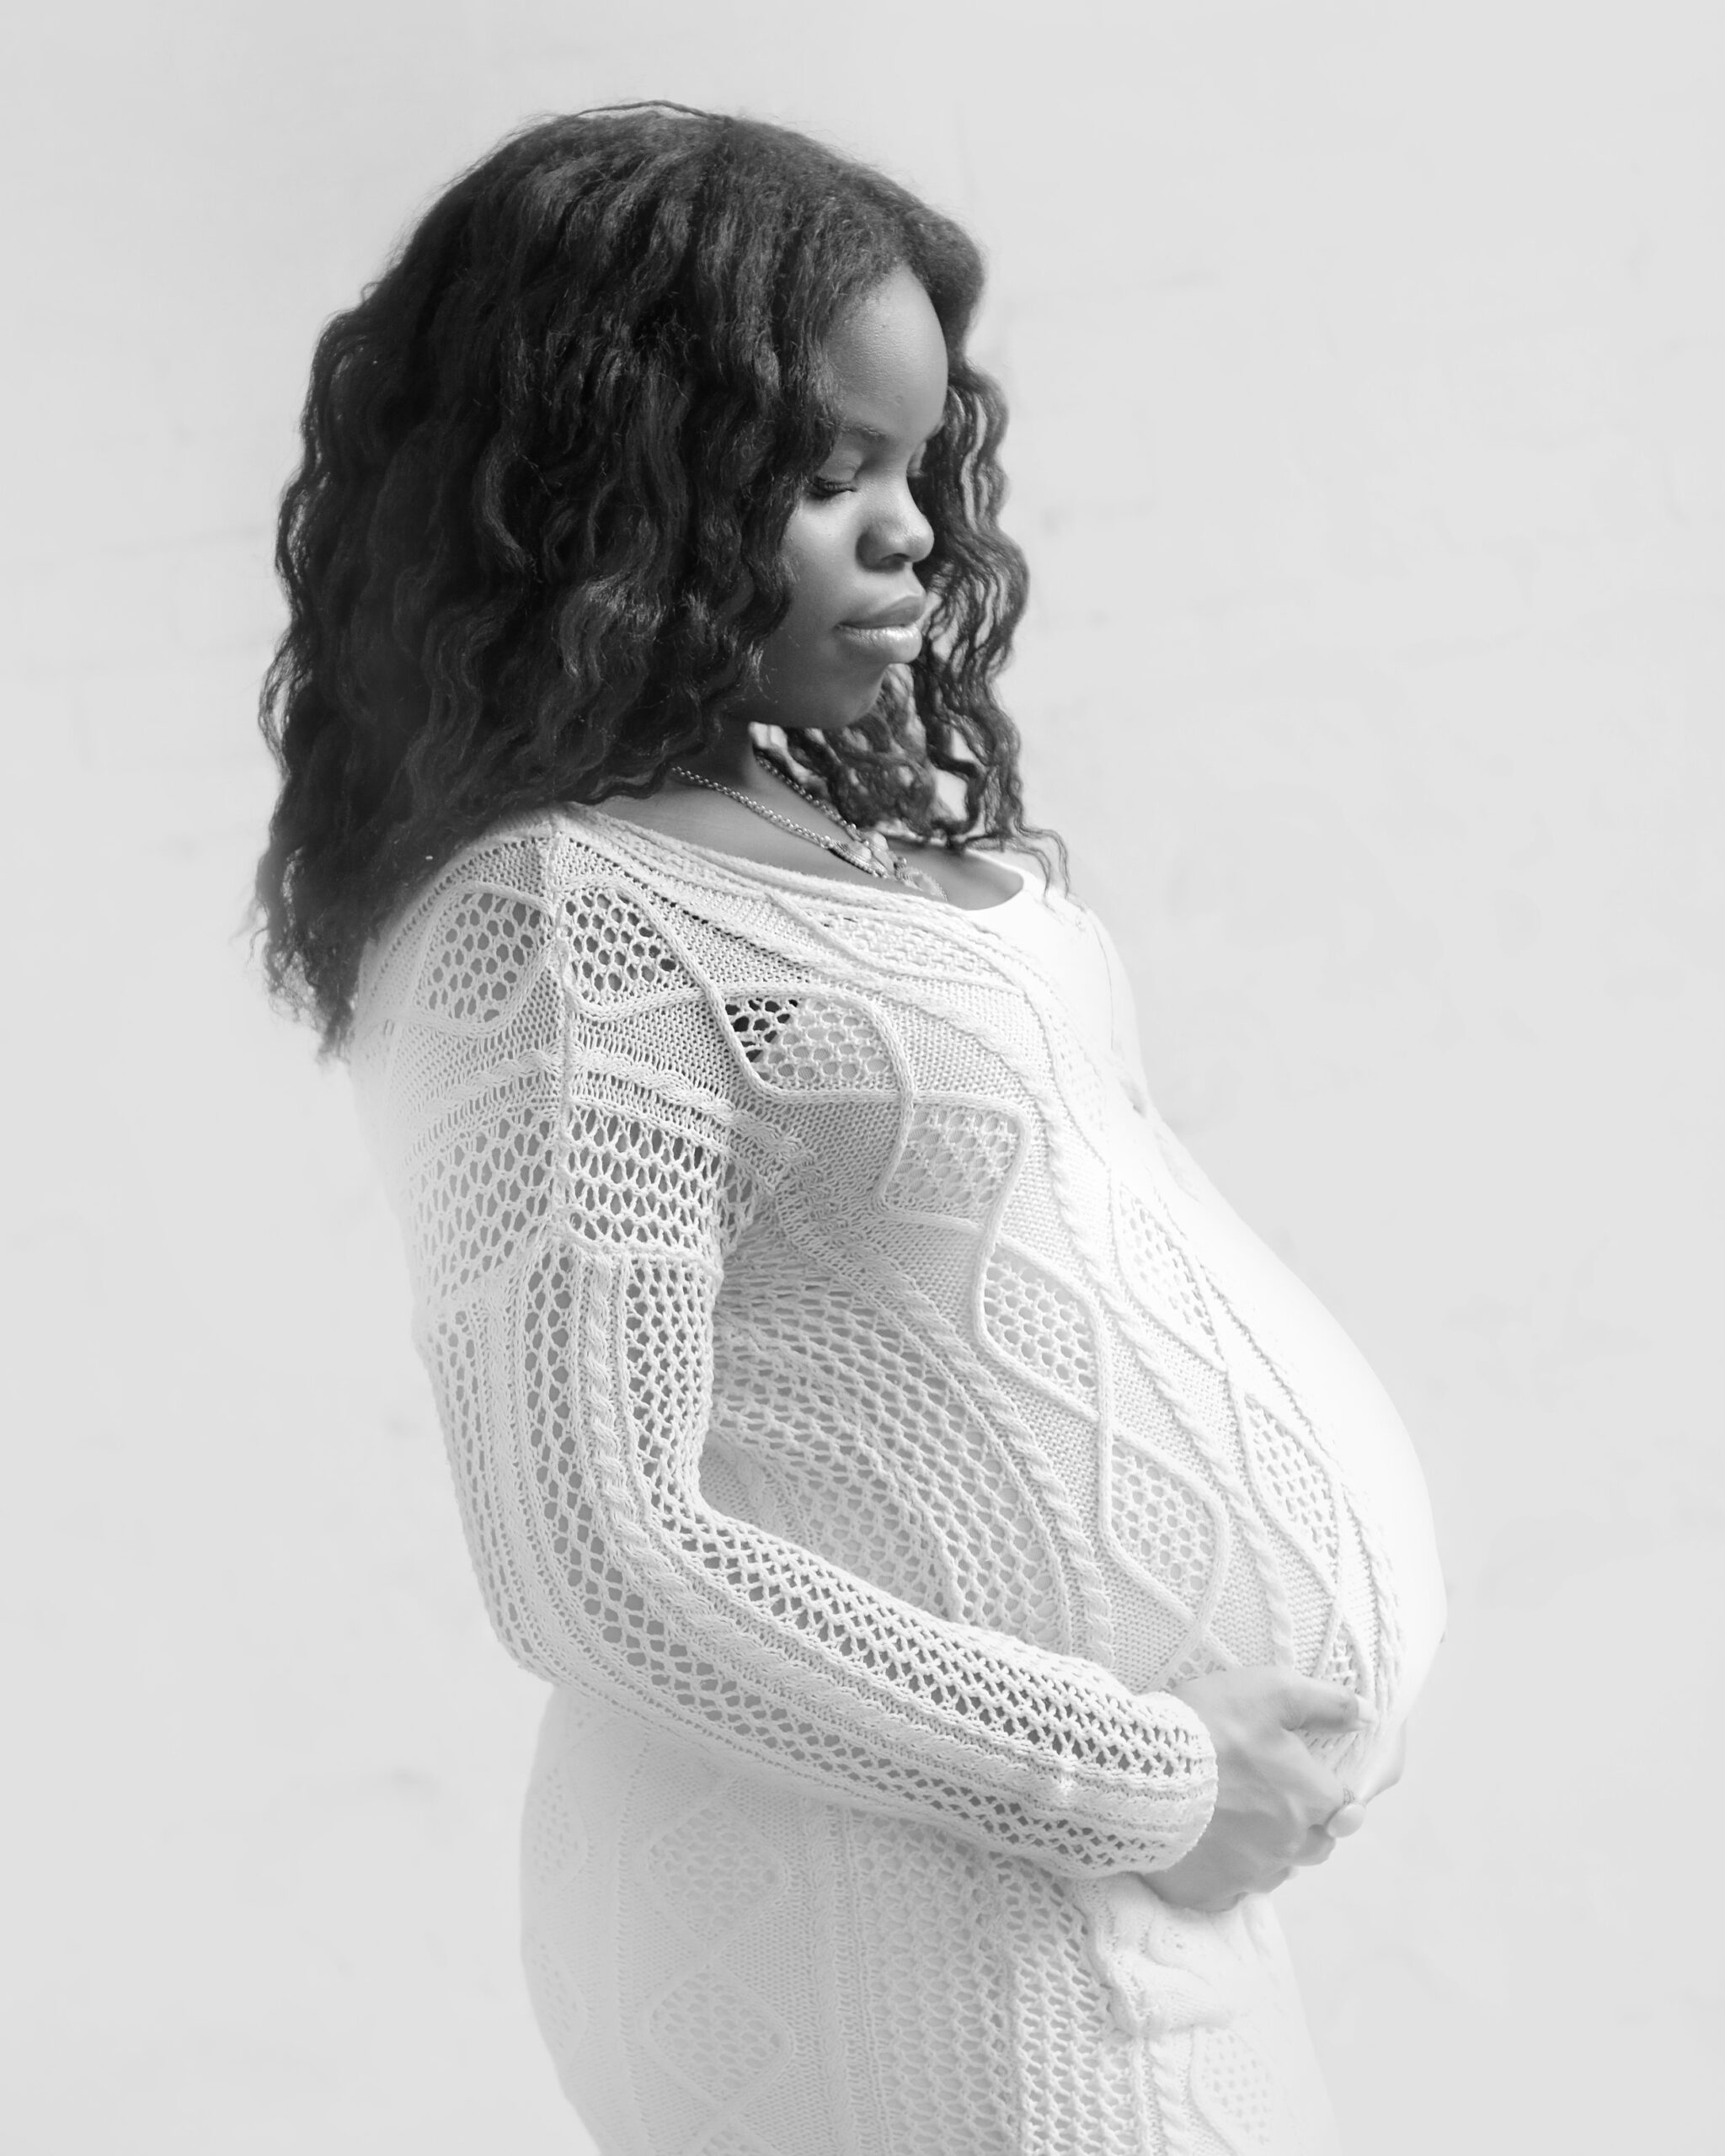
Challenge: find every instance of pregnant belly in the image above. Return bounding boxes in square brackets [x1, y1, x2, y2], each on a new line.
[1108, 1113, 1448, 1796]
[1253, 1256, 1446, 1787]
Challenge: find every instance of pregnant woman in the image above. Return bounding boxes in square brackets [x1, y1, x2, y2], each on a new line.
[256, 105, 1446, 2154]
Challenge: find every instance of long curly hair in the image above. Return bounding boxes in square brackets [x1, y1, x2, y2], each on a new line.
[255, 104, 1039, 1051]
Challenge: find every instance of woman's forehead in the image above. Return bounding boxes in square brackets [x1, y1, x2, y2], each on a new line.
[823, 268, 949, 442]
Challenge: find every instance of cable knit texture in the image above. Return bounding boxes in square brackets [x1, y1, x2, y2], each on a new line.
[350, 806, 1446, 2156]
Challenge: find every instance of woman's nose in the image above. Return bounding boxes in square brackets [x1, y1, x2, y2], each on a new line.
[864, 483, 934, 567]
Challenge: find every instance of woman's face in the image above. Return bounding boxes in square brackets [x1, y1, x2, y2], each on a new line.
[732, 264, 949, 734]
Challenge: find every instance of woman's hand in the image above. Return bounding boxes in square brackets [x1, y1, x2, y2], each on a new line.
[1147, 1668, 1377, 1913]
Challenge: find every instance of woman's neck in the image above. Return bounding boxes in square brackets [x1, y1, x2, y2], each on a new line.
[677, 723, 788, 801]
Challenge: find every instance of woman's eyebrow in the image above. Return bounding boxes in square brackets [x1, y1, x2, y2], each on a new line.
[838, 419, 946, 449]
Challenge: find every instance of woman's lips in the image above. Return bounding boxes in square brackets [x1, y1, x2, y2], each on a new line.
[835, 619, 923, 662]
[835, 596, 927, 663]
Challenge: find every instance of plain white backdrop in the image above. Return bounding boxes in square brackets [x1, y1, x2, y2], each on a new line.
[3, 3, 1722, 2149]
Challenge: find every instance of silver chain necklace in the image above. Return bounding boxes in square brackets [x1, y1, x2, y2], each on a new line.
[667, 758, 949, 900]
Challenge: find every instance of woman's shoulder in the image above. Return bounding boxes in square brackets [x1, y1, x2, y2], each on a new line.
[351, 806, 612, 1017]
[373, 803, 688, 938]
[354, 800, 827, 1022]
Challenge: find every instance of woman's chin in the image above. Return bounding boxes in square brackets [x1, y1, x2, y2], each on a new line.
[741, 670, 897, 738]
[777, 701, 888, 738]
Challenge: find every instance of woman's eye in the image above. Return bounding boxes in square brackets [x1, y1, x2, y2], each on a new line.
[805, 463, 930, 504]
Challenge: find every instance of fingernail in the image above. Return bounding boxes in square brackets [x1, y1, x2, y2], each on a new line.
[1352, 1698, 1378, 1725]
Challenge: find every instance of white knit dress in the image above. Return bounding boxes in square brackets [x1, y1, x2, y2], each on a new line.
[350, 806, 1446, 2156]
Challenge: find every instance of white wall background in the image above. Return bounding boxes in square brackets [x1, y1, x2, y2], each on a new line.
[4, 3, 1721, 2150]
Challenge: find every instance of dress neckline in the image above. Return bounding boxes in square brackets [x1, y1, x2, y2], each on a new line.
[565, 801, 1034, 917]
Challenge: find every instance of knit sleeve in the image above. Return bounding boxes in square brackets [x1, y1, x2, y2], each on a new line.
[351, 836, 1218, 1878]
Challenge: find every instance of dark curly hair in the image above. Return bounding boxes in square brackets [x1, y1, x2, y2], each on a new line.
[255, 103, 1040, 1050]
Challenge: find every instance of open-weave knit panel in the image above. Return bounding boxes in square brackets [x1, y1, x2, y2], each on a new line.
[350, 810, 1429, 2153]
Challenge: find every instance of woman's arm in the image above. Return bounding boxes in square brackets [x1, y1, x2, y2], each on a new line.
[354, 835, 1220, 1880]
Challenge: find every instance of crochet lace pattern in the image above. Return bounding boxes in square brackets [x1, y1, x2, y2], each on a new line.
[350, 807, 1422, 2153]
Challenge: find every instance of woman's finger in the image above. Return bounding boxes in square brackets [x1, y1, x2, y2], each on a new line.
[1274, 1674, 1378, 1734]
[1268, 1732, 1358, 1838]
